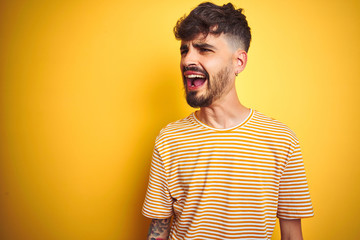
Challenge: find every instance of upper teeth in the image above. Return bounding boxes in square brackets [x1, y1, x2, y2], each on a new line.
[186, 74, 204, 79]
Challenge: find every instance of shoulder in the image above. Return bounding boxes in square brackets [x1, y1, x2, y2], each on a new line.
[155, 113, 197, 143]
[248, 110, 299, 144]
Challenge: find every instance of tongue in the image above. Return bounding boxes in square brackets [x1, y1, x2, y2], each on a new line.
[193, 78, 205, 87]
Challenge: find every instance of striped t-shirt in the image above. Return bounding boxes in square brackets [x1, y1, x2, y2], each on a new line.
[142, 109, 314, 240]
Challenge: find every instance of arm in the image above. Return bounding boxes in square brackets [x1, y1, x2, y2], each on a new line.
[279, 218, 303, 240]
[147, 218, 172, 240]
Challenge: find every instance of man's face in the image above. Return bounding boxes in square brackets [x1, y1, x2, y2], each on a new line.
[180, 33, 236, 108]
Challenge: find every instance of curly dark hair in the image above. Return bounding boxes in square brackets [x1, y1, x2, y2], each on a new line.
[174, 2, 251, 52]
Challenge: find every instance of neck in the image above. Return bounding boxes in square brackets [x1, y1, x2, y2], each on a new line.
[196, 87, 250, 129]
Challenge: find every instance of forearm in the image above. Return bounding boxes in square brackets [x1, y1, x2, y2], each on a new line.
[279, 218, 303, 240]
[147, 218, 172, 240]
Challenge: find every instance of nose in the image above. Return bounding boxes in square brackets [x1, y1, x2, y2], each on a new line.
[182, 47, 199, 67]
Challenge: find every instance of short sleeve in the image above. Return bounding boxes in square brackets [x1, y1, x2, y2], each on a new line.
[142, 146, 174, 219]
[277, 142, 314, 219]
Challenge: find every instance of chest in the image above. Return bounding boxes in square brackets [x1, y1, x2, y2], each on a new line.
[162, 136, 290, 194]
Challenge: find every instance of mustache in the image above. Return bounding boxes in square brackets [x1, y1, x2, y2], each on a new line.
[182, 66, 209, 79]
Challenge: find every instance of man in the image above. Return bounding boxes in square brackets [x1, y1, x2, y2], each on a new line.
[143, 2, 314, 240]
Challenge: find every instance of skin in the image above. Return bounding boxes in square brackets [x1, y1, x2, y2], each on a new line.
[147, 33, 304, 239]
[280, 219, 303, 240]
[147, 218, 171, 240]
[180, 33, 250, 129]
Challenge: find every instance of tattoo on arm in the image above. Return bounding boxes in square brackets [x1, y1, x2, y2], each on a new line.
[147, 218, 171, 240]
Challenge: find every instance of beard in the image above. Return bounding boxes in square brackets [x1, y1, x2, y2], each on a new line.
[184, 65, 233, 108]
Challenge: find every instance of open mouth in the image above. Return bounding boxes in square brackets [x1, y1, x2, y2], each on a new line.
[184, 72, 207, 90]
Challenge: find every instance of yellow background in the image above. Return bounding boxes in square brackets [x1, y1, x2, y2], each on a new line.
[1, 0, 359, 239]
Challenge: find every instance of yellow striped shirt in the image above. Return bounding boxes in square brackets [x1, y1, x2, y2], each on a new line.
[143, 109, 314, 239]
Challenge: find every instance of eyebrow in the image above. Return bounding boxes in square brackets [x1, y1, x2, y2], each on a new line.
[180, 45, 188, 51]
[180, 42, 217, 51]
[193, 42, 216, 50]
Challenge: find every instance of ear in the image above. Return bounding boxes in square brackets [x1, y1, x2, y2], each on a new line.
[234, 50, 248, 76]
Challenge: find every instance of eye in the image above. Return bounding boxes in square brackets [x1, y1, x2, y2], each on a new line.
[180, 49, 188, 55]
[200, 48, 212, 53]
